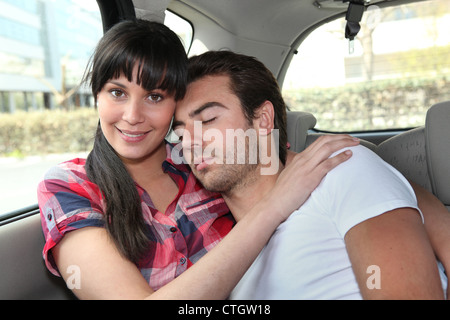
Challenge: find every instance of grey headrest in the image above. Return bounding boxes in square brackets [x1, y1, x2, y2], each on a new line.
[425, 101, 450, 205]
[286, 111, 317, 152]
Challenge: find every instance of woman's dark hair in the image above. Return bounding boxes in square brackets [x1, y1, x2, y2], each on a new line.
[83, 19, 187, 264]
[187, 51, 288, 165]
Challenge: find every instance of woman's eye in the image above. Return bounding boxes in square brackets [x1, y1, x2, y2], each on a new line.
[148, 94, 163, 103]
[110, 89, 125, 98]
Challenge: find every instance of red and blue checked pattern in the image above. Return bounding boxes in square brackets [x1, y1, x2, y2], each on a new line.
[37, 142, 234, 290]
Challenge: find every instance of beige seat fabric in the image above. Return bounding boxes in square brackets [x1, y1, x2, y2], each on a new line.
[377, 101, 450, 210]
[286, 111, 376, 153]
[286, 111, 317, 152]
[377, 126, 431, 192]
[425, 101, 450, 209]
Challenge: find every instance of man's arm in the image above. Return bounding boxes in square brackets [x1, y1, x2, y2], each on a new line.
[412, 181, 450, 299]
[345, 207, 445, 299]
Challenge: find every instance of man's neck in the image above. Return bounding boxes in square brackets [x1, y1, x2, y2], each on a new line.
[222, 163, 283, 222]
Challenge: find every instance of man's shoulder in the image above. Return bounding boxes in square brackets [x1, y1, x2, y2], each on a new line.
[318, 144, 399, 197]
[329, 145, 384, 176]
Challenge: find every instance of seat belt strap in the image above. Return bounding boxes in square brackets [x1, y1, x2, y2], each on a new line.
[345, 1, 365, 53]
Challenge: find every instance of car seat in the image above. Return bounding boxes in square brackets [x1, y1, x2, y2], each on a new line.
[286, 111, 317, 152]
[425, 101, 450, 210]
[286, 111, 376, 153]
[377, 101, 450, 210]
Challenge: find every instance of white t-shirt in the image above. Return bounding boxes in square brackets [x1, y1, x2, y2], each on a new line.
[230, 145, 447, 299]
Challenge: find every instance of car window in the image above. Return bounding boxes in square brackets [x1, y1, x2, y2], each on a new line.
[0, 1, 192, 218]
[282, 0, 450, 132]
[165, 10, 193, 53]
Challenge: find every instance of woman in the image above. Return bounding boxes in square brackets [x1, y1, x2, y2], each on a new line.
[37, 19, 357, 299]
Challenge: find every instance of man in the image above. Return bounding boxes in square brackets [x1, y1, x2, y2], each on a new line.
[173, 50, 448, 299]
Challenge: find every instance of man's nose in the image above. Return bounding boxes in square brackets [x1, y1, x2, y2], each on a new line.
[181, 121, 204, 160]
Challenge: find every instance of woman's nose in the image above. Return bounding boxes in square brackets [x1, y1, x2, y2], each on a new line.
[122, 100, 145, 125]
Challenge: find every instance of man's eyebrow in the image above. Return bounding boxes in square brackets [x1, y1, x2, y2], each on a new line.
[173, 101, 227, 129]
[189, 101, 227, 118]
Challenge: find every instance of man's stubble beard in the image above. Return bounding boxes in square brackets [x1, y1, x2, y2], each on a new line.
[193, 137, 261, 196]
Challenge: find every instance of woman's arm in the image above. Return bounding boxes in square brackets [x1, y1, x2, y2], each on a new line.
[53, 227, 153, 299]
[53, 196, 290, 299]
[54, 134, 359, 299]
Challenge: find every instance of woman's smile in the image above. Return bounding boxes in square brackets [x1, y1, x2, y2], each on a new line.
[116, 127, 152, 143]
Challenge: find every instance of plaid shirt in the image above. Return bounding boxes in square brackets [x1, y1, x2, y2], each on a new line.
[37, 142, 234, 290]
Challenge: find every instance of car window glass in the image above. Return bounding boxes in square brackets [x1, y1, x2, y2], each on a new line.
[0, 0, 103, 217]
[282, 0, 450, 132]
[0, 1, 192, 218]
[165, 10, 193, 53]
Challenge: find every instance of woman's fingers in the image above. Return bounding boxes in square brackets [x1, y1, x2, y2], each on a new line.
[314, 148, 353, 178]
[289, 134, 359, 169]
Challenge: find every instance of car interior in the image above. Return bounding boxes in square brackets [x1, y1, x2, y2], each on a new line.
[0, 0, 449, 299]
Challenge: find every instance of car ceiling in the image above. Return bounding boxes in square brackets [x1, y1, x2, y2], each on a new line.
[135, 0, 417, 45]
[132, 0, 426, 78]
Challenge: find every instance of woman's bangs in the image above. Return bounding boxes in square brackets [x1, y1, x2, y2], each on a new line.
[136, 51, 186, 101]
[90, 20, 188, 100]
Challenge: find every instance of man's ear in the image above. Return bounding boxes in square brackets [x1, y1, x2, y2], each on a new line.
[255, 101, 275, 135]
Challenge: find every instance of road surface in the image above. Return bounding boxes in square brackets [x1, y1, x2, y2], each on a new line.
[0, 153, 87, 217]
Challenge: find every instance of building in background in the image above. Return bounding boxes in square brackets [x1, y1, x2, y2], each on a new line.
[0, 0, 103, 113]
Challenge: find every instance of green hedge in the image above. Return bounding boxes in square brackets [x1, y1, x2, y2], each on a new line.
[0, 108, 98, 157]
[284, 76, 450, 132]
